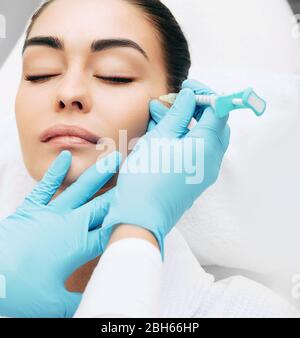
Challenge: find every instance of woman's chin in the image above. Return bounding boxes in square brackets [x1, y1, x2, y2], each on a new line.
[65, 153, 117, 183]
[29, 153, 97, 184]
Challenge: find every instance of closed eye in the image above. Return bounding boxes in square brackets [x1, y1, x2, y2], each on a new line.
[25, 74, 59, 82]
[25, 75, 134, 84]
[95, 76, 134, 84]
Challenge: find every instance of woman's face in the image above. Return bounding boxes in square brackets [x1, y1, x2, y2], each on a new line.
[15, 0, 168, 189]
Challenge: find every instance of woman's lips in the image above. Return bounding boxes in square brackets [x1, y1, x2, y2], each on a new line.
[40, 124, 101, 146]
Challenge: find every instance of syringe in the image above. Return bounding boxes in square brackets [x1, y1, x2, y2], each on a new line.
[159, 87, 266, 118]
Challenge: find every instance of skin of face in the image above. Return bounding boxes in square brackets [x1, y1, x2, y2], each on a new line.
[15, 0, 169, 293]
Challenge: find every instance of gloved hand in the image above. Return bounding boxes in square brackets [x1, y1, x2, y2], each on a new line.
[100, 79, 231, 261]
[0, 150, 122, 318]
[147, 79, 216, 131]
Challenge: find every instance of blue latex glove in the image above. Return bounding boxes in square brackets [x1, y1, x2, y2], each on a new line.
[147, 79, 216, 131]
[100, 79, 231, 260]
[0, 150, 122, 318]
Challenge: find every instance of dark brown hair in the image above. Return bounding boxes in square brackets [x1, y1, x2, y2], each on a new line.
[23, 0, 191, 92]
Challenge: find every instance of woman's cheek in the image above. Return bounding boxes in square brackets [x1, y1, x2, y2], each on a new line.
[98, 89, 150, 143]
[15, 86, 47, 181]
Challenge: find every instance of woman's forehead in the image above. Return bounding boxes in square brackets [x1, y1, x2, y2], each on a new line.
[27, 0, 163, 62]
[29, 0, 157, 47]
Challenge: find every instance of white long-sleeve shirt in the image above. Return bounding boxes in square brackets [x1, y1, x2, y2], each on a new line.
[74, 228, 300, 318]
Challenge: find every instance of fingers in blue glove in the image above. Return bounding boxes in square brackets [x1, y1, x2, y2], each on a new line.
[182, 79, 231, 150]
[151, 88, 196, 138]
[149, 78, 216, 136]
[76, 187, 115, 231]
[149, 79, 215, 134]
[182, 79, 216, 122]
[182, 79, 215, 95]
[186, 107, 231, 154]
[85, 228, 103, 261]
[74, 190, 114, 263]
[146, 119, 157, 133]
[50, 151, 122, 211]
[147, 100, 169, 132]
[149, 100, 169, 123]
[23, 150, 72, 208]
[75, 191, 114, 262]
[73, 188, 117, 261]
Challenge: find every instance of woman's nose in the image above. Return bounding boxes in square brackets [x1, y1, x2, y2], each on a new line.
[55, 73, 92, 114]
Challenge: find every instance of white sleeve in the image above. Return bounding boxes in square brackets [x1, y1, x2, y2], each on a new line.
[74, 238, 163, 318]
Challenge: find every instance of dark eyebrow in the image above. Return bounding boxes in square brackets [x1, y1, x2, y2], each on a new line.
[22, 36, 150, 61]
[91, 39, 149, 60]
[22, 36, 63, 54]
